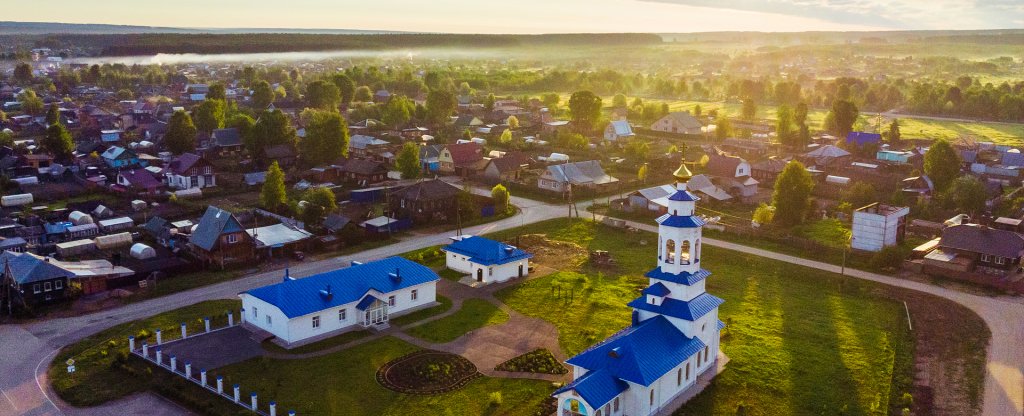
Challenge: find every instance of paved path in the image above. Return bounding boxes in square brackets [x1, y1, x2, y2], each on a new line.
[603, 215, 1024, 416]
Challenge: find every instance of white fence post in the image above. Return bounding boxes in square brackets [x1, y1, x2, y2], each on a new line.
[289, 410, 296, 416]
[240, 308, 246, 323]
[204, 317, 211, 333]
[155, 348, 162, 365]
[269, 402, 277, 416]
[155, 329, 162, 345]
[128, 336, 135, 352]
[228, 310, 234, 326]
[169, 355, 176, 371]
[201, 369, 208, 386]
[233, 384, 240, 403]
[181, 322, 188, 339]
[251, 392, 258, 410]
[185, 362, 192, 379]
[217, 376, 224, 394]
[141, 342, 148, 357]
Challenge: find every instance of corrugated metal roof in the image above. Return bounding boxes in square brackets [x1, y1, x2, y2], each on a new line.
[627, 293, 724, 322]
[0, 251, 70, 284]
[656, 214, 706, 228]
[644, 267, 711, 286]
[442, 236, 532, 266]
[565, 315, 705, 386]
[641, 282, 671, 297]
[243, 257, 439, 318]
[189, 206, 243, 251]
[552, 368, 629, 409]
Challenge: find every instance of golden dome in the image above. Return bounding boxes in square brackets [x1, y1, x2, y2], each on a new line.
[672, 159, 693, 182]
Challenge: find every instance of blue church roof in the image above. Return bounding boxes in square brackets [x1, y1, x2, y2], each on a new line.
[565, 315, 706, 387]
[243, 257, 439, 318]
[442, 236, 532, 266]
[627, 292, 724, 322]
[667, 189, 700, 202]
[656, 214, 706, 228]
[644, 267, 711, 286]
[641, 282, 671, 297]
[552, 368, 629, 409]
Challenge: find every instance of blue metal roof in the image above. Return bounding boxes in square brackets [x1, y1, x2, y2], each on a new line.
[641, 282, 671, 297]
[355, 294, 380, 310]
[442, 236, 532, 266]
[718, 320, 726, 331]
[667, 190, 699, 201]
[0, 251, 70, 284]
[845, 132, 882, 146]
[552, 368, 629, 409]
[627, 292, 724, 322]
[566, 315, 705, 387]
[243, 257, 440, 318]
[644, 267, 711, 286]
[1002, 151, 1024, 167]
[656, 214, 705, 228]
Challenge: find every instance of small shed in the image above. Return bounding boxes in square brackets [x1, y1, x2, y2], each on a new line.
[57, 239, 95, 257]
[98, 217, 135, 233]
[67, 223, 100, 239]
[92, 205, 114, 219]
[131, 200, 148, 211]
[174, 188, 203, 199]
[95, 232, 133, 250]
[130, 243, 157, 259]
[69, 211, 95, 226]
[1, 193, 33, 207]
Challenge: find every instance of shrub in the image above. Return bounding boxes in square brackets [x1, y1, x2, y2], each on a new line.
[489, 391, 503, 407]
[870, 245, 909, 270]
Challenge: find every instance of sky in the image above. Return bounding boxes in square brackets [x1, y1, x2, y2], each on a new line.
[6, 0, 1023, 33]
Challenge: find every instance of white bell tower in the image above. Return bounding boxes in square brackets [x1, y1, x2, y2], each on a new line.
[656, 162, 703, 276]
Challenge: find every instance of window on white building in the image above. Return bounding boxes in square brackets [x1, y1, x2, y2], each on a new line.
[704, 346, 709, 362]
[253, 307, 258, 318]
[595, 410, 602, 416]
[388, 295, 396, 306]
[411, 290, 418, 301]
[312, 315, 320, 329]
[613, 397, 619, 412]
[339, 309, 347, 321]
[686, 363, 690, 380]
[649, 389, 655, 406]
[488, 267, 493, 276]
[604, 404, 610, 414]
[55, 280, 63, 290]
[677, 368, 682, 386]
[266, 315, 272, 325]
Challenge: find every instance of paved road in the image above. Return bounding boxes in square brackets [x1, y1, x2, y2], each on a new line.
[3, 192, 1022, 416]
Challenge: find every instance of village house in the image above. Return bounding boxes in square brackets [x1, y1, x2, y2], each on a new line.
[101, 146, 140, 169]
[1, 250, 71, 308]
[115, 169, 163, 195]
[625, 184, 678, 213]
[750, 157, 789, 186]
[538, 160, 619, 193]
[264, 145, 297, 169]
[389, 179, 465, 224]
[925, 223, 1024, 276]
[188, 206, 255, 268]
[239, 257, 440, 346]
[209, 128, 244, 157]
[165, 153, 216, 189]
[481, 153, 531, 183]
[349, 135, 389, 158]
[851, 203, 909, 252]
[339, 158, 388, 186]
[650, 112, 702, 135]
[802, 145, 851, 169]
[705, 152, 758, 198]
[442, 236, 532, 284]
[439, 142, 484, 175]
[604, 120, 635, 142]
[553, 163, 724, 416]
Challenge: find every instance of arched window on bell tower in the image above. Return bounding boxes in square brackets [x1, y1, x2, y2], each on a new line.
[665, 239, 676, 264]
[680, 240, 691, 264]
[694, 238, 701, 263]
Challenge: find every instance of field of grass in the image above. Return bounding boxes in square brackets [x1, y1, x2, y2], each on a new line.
[49, 300, 240, 406]
[127, 270, 244, 303]
[405, 298, 509, 343]
[795, 218, 852, 249]
[492, 218, 917, 415]
[216, 336, 553, 416]
[390, 295, 454, 327]
[261, 329, 371, 355]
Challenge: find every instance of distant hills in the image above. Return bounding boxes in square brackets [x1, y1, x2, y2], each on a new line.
[0, 21, 405, 35]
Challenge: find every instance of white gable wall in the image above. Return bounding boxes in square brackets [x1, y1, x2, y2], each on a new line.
[445, 253, 529, 283]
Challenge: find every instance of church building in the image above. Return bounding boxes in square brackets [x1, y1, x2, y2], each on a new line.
[552, 161, 726, 416]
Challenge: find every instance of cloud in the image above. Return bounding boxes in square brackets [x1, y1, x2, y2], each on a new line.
[639, 0, 1024, 30]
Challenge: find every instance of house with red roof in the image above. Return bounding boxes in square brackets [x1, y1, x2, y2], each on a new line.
[439, 142, 484, 175]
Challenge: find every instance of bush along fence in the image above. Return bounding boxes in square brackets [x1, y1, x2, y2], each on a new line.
[126, 310, 293, 416]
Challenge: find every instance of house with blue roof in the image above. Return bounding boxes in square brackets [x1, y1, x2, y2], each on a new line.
[442, 236, 532, 284]
[845, 131, 882, 147]
[238, 257, 440, 346]
[553, 161, 725, 416]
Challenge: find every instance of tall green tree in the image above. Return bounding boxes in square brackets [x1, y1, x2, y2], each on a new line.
[17, 89, 44, 116]
[794, 102, 809, 126]
[192, 99, 226, 133]
[507, 115, 520, 129]
[741, 98, 757, 120]
[828, 99, 859, 137]
[207, 83, 227, 101]
[300, 187, 337, 225]
[251, 110, 297, 156]
[45, 104, 61, 126]
[772, 161, 815, 227]
[261, 161, 288, 211]
[252, 80, 275, 109]
[491, 184, 510, 213]
[226, 113, 256, 145]
[164, 110, 198, 155]
[14, 63, 32, 83]
[41, 123, 74, 161]
[499, 128, 513, 144]
[842, 182, 877, 210]
[425, 89, 457, 125]
[612, 93, 628, 108]
[714, 116, 732, 141]
[883, 119, 902, 144]
[924, 140, 962, 192]
[776, 104, 795, 147]
[299, 109, 348, 166]
[946, 175, 987, 216]
[354, 86, 373, 102]
[568, 90, 602, 133]
[484, 93, 496, 112]
[331, 73, 356, 107]
[305, 80, 341, 111]
[381, 95, 414, 127]
[396, 142, 421, 179]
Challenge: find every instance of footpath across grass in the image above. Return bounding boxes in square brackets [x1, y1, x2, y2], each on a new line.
[405, 298, 509, 343]
[216, 336, 553, 416]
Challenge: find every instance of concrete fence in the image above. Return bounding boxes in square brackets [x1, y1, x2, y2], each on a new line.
[127, 311, 292, 416]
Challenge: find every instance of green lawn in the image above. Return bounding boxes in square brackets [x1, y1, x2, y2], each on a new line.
[795, 218, 852, 249]
[405, 299, 509, 343]
[401, 245, 447, 269]
[261, 329, 371, 355]
[215, 336, 554, 416]
[492, 218, 919, 415]
[127, 270, 244, 303]
[390, 295, 454, 327]
[49, 300, 241, 406]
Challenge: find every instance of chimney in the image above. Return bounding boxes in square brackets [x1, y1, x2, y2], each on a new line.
[389, 268, 401, 282]
[504, 246, 514, 255]
[319, 285, 333, 301]
[608, 347, 621, 358]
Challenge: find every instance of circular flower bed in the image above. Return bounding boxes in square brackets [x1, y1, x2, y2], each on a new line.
[377, 350, 481, 394]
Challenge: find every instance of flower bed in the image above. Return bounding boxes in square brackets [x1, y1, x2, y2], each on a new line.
[376, 350, 481, 394]
[495, 349, 568, 375]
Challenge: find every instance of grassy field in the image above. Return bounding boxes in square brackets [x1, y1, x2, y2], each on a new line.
[405, 298, 509, 343]
[390, 295, 454, 327]
[492, 218, 918, 415]
[261, 329, 371, 355]
[49, 300, 241, 406]
[216, 336, 554, 416]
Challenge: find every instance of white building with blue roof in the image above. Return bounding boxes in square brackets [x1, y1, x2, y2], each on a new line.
[238, 257, 440, 347]
[553, 161, 725, 416]
[442, 236, 532, 284]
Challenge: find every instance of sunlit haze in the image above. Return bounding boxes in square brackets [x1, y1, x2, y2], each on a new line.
[8, 0, 1022, 33]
